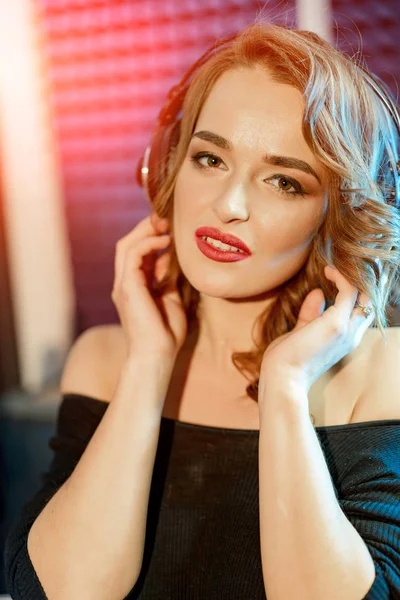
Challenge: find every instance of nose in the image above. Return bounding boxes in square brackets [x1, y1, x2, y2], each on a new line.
[212, 180, 250, 223]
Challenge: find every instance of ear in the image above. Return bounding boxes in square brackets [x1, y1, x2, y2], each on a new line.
[293, 288, 326, 331]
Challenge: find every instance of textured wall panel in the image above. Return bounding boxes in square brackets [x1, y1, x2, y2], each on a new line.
[332, 0, 399, 94]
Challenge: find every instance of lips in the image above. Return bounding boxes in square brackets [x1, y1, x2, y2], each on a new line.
[195, 226, 252, 254]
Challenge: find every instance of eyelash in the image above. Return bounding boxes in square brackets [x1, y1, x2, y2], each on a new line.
[190, 151, 307, 197]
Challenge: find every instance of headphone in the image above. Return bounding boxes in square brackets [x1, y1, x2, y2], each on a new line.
[136, 33, 400, 206]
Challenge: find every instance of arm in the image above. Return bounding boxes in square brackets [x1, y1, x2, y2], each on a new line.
[258, 381, 376, 600]
[23, 328, 174, 600]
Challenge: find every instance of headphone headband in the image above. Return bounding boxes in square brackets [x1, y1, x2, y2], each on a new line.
[137, 34, 238, 202]
[137, 36, 400, 206]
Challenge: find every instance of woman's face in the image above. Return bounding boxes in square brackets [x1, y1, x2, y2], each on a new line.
[173, 66, 328, 300]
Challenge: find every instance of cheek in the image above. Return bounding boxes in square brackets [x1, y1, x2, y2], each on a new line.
[256, 207, 322, 252]
[174, 160, 197, 195]
[173, 166, 192, 211]
[171, 187, 194, 254]
[173, 169, 203, 228]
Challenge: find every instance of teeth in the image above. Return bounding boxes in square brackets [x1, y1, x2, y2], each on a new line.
[202, 236, 244, 253]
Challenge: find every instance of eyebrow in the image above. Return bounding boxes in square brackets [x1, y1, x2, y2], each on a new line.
[191, 130, 322, 186]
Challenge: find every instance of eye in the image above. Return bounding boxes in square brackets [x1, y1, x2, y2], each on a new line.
[190, 152, 227, 170]
[267, 174, 305, 197]
[190, 152, 307, 197]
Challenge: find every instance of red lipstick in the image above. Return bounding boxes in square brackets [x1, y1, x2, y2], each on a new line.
[195, 227, 252, 254]
[194, 226, 252, 263]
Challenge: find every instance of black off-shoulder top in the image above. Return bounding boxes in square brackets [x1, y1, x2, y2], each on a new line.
[4, 393, 400, 599]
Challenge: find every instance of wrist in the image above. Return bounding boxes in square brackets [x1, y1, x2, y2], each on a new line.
[258, 373, 309, 422]
[111, 354, 175, 417]
[124, 352, 175, 382]
[259, 361, 309, 393]
[125, 350, 175, 371]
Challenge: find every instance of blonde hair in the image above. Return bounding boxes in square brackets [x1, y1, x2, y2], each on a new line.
[151, 21, 400, 401]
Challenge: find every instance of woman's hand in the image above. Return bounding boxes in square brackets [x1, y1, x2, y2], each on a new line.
[111, 212, 188, 361]
[259, 265, 375, 395]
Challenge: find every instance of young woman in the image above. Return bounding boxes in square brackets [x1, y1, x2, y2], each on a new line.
[5, 21, 400, 600]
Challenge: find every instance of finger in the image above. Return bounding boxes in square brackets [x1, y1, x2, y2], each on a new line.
[150, 211, 170, 232]
[323, 265, 359, 321]
[294, 288, 326, 330]
[114, 234, 171, 295]
[350, 290, 375, 335]
[113, 216, 169, 292]
[142, 242, 173, 289]
[154, 250, 171, 284]
[121, 215, 169, 249]
[123, 234, 171, 280]
[114, 217, 155, 292]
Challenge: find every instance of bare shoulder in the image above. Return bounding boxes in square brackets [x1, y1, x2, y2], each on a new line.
[349, 326, 400, 424]
[60, 323, 128, 403]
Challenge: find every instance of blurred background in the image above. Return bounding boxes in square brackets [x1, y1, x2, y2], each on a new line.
[0, 0, 399, 595]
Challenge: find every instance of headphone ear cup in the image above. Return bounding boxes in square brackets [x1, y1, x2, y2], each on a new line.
[147, 119, 181, 202]
[136, 155, 145, 187]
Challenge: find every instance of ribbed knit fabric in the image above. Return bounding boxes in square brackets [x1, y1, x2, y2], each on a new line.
[3, 394, 400, 599]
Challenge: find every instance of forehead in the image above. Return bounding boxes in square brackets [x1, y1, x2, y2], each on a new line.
[195, 66, 310, 157]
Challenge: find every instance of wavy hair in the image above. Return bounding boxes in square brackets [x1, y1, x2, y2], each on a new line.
[150, 21, 400, 402]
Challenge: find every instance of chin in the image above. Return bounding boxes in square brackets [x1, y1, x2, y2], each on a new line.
[178, 262, 266, 299]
